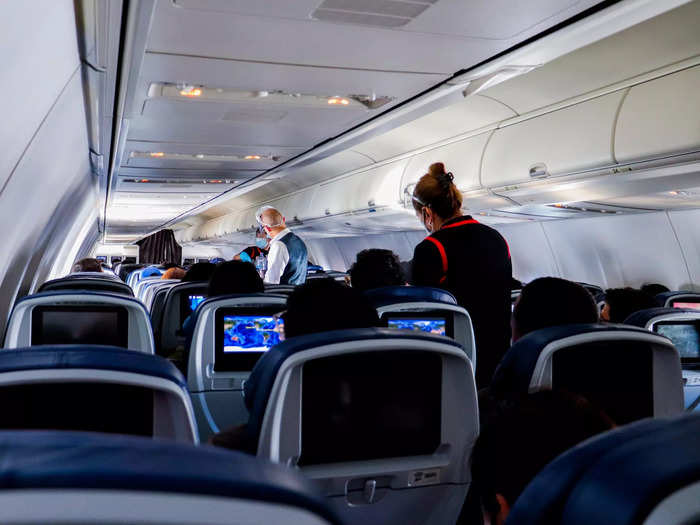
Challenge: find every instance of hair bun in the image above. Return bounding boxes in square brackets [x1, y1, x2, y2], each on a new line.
[428, 162, 446, 177]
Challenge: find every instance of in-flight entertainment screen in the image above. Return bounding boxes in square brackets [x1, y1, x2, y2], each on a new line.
[387, 317, 447, 336]
[655, 321, 700, 361]
[214, 307, 285, 371]
[672, 301, 700, 311]
[31, 305, 128, 348]
[188, 295, 205, 312]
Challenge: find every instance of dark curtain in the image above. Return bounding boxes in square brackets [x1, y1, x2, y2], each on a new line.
[136, 229, 182, 265]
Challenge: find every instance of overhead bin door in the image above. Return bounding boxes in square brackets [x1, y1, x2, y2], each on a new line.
[615, 65, 700, 163]
[481, 91, 625, 188]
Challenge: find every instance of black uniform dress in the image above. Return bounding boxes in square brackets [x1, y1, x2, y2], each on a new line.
[411, 215, 512, 388]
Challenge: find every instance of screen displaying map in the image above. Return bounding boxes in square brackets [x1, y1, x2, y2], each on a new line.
[222, 315, 284, 352]
[387, 318, 446, 336]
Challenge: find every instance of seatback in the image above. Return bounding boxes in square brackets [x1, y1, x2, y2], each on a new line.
[0, 346, 196, 442]
[38, 276, 134, 296]
[365, 286, 476, 368]
[126, 268, 145, 288]
[625, 307, 700, 411]
[187, 294, 287, 442]
[150, 282, 179, 336]
[142, 279, 179, 310]
[491, 324, 683, 424]
[133, 276, 162, 301]
[657, 291, 700, 310]
[158, 282, 209, 356]
[508, 413, 700, 525]
[577, 282, 604, 297]
[264, 284, 296, 296]
[4, 291, 155, 353]
[0, 430, 341, 525]
[253, 328, 477, 525]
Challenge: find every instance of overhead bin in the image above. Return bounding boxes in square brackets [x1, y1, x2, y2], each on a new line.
[401, 131, 491, 195]
[615, 65, 700, 163]
[481, 91, 626, 188]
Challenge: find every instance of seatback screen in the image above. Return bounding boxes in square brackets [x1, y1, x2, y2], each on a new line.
[384, 312, 453, 338]
[0, 382, 152, 436]
[655, 321, 700, 361]
[178, 287, 207, 324]
[189, 295, 205, 312]
[300, 351, 442, 465]
[672, 301, 700, 311]
[552, 342, 653, 425]
[31, 306, 128, 348]
[214, 307, 284, 371]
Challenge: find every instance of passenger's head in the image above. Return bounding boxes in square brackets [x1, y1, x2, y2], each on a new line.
[412, 162, 463, 233]
[349, 249, 405, 292]
[159, 262, 179, 270]
[472, 390, 615, 525]
[162, 267, 186, 280]
[254, 226, 269, 249]
[283, 278, 380, 338]
[72, 258, 102, 273]
[207, 260, 264, 297]
[181, 262, 217, 282]
[641, 283, 670, 298]
[512, 278, 599, 342]
[257, 206, 286, 238]
[601, 287, 658, 323]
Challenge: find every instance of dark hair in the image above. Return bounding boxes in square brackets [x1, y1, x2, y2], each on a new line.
[640, 283, 670, 298]
[207, 261, 264, 297]
[513, 278, 598, 341]
[159, 262, 179, 270]
[604, 287, 658, 323]
[349, 249, 405, 292]
[181, 262, 217, 282]
[284, 278, 380, 338]
[411, 162, 463, 219]
[72, 258, 102, 273]
[472, 390, 615, 517]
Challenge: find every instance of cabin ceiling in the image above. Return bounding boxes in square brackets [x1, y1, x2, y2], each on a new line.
[102, 0, 607, 243]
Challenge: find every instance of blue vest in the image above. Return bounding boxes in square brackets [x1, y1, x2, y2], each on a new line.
[279, 231, 308, 285]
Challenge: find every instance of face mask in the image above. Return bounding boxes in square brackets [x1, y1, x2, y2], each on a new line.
[255, 238, 268, 249]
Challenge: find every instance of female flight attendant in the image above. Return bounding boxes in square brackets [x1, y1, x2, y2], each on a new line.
[411, 162, 512, 388]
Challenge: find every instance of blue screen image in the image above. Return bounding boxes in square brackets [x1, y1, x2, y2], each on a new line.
[189, 295, 205, 312]
[387, 318, 446, 336]
[223, 315, 284, 352]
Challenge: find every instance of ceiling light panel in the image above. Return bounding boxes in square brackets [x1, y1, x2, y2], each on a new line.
[148, 83, 395, 110]
[129, 151, 279, 162]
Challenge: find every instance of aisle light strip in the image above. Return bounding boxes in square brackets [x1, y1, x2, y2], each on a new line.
[130, 152, 279, 162]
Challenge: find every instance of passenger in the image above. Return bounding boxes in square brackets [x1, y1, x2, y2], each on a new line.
[410, 162, 512, 388]
[512, 278, 599, 342]
[207, 260, 264, 296]
[234, 227, 269, 265]
[601, 287, 658, 323]
[161, 267, 186, 280]
[141, 266, 163, 278]
[209, 279, 379, 451]
[511, 277, 523, 290]
[469, 390, 614, 525]
[71, 258, 102, 273]
[159, 262, 179, 270]
[256, 205, 308, 285]
[641, 282, 670, 298]
[348, 248, 405, 292]
[181, 262, 216, 282]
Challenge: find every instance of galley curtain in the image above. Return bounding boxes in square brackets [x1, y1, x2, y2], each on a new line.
[136, 229, 182, 265]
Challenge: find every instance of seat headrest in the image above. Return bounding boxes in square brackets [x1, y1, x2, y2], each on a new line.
[364, 286, 457, 307]
[0, 430, 341, 524]
[491, 324, 659, 394]
[508, 413, 700, 525]
[38, 277, 133, 296]
[624, 307, 700, 327]
[244, 327, 462, 451]
[656, 291, 700, 306]
[0, 346, 185, 388]
[140, 267, 163, 278]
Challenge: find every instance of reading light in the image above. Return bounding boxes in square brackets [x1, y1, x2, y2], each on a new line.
[328, 97, 350, 106]
[149, 152, 164, 158]
[244, 155, 261, 160]
[130, 152, 278, 162]
[179, 86, 202, 97]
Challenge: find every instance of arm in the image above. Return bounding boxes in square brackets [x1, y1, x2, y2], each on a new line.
[411, 239, 444, 287]
[264, 241, 289, 284]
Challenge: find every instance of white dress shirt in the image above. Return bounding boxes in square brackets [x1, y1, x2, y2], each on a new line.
[263, 228, 291, 284]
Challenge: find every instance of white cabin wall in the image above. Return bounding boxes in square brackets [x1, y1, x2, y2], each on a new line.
[0, 0, 96, 331]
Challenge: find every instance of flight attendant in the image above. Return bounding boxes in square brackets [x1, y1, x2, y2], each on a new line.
[411, 162, 512, 388]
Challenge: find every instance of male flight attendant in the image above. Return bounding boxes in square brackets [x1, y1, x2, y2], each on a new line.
[256, 206, 308, 285]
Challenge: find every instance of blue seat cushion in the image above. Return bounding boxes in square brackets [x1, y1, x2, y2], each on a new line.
[364, 286, 457, 308]
[0, 430, 341, 524]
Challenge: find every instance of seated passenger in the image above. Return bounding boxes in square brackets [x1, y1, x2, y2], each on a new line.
[209, 279, 379, 451]
[512, 277, 599, 342]
[181, 262, 216, 282]
[600, 287, 658, 323]
[72, 258, 102, 273]
[641, 282, 670, 298]
[348, 248, 405, 292]
[162, 267, 186, 280]
[470, 390, 614, 525]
